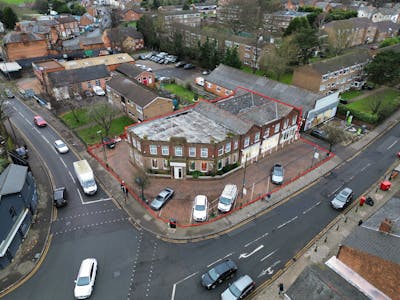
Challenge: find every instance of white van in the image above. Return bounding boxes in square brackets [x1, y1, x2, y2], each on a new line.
[218, 184, 238, 213]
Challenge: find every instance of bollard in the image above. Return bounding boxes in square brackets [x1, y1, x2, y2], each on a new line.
[344, 217, 348, 223]
[324, 236, 328, 243]
[169, 218, 177, 229]
[314, 244, 318, 252]
[336, 224, 340, 231]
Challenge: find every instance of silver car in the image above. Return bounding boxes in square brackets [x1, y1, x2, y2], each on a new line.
[150, 188, 174, 210]
[221, 275, 255, 300]
[331, 187, 353, 209]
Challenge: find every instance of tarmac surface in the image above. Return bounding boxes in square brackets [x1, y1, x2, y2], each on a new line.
[1, 94, 400, 298]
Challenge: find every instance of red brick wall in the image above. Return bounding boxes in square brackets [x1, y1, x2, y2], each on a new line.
[5, 40, 48, 61]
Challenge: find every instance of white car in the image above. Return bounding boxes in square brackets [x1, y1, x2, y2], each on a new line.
[74, 258, 98, 299]
[92, 86, 105, 96]
[193, 195, 208, 222]
[54, 139, 69, 154]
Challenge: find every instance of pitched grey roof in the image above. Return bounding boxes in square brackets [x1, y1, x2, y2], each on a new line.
[308, 49, 372, 75]
[323, 17, 373, 29]
[206, 64, 320, 114]
[342, 196, 400, 264]
[216, 92, 293, 126]
[3, 32, 44, 44]
[0, 164, 28, 196]
[107, 75, 162, 107]
[116, 63, 143, 78]
[80, 35, 104, 46]
[375, 20, 400, 32]
[48, 64, 110, 87]
[287, 264, 368, 300]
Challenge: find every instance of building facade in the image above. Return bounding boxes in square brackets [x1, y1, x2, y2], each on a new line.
[0, 164, 38, 269]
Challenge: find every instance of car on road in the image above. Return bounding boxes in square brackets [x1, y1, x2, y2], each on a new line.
[54, 139, 69, 153]
[150, 188, 174, 210]
[331, 187, 354, 209]
[5, 88, 14, 98]
[53, 187, 68, 208]
[221, 275, 255, 300]
[92, 86, 105, 96]
[33, 115, 47, 127]
[271, 163, 284, 185]
[201, 259, 238, 289]
[192, 195, 208, 222]
[183, 63, 195, 70]
[310, 129, 328, 141]
[102, 137, 116, 149]
[74, 258, 97, 299]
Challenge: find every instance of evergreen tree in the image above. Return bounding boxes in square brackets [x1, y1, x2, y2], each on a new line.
[2, 7, 18, 30]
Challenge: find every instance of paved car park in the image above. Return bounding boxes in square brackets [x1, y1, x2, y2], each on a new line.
[90, 137, 331, 225]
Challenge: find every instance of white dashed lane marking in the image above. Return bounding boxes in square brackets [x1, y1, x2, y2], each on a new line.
[53, 217, 129, 236]
[54, 208, 119, 221]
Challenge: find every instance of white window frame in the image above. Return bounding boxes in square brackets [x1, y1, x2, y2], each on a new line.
[274, 123, 280, 133]
[225, 142, 231, 153]
[161, 145, 169, 155]
[175, 146, 183, 157]
[150, 145, 157, 155]
[218, 146, 224, 156]
[200, 148, 208, 158]
[244, 136, 250, 148]
[254, 132, 260, 142]
[189, 147, 196, 157]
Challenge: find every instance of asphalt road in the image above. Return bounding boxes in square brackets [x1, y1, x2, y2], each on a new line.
[3, 95, 399, 300]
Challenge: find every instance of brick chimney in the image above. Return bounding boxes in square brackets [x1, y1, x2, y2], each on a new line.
[379, 218, 393, 233]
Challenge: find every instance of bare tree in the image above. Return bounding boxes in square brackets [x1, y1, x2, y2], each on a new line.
[367, 95, 382, 114]
[134, 168, 149, 202]
[88, 102, 120, 136]
[325, 22, 353, 56]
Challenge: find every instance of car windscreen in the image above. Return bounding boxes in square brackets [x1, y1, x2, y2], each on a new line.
[76, 276, 90, 286]
[83, 180, 96, 188]
[207, 268, 219, 281]
[273, 167, 283, 176]
[219, 196, 231, 205]
[229, 283, 242, 297]
[195, 204, 205, 211]
[336, 193, 348, 202]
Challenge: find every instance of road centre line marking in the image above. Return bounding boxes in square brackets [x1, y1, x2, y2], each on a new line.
[277, 216, 298, 229]
[59, 157, 67, 168]
[244, 232, 269, 248]
[302, 201, 321, 214]
[207, 257, 223, 268]
[261, 249, 278, 262]
[171, 272, 198, 300]
[223, 252, 233, 259]
[68, 171, 75, 183]
[42, 136, 50, 144]
[360, 163, 371, 172]
[387, 140, 398, 150]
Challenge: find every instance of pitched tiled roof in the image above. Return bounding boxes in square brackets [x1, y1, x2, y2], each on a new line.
[106, 75, 162, 107]
[3, 31, 44, 44]
[307, 49, 372, 75]
[323, 17, 373, 30]
[375, 20, 400, 32]
[116, 63, 143, 78]
[206, 64, 321, 114]
[48, 64, 110, 87]
[0, 164, 28, 196]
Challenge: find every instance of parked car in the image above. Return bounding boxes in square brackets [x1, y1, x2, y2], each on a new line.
[271, 163, 284, 185]
[331, 187, 354, 209]
[218, 184, 238, 213]
[202, 70, 210, 75]
[93, 86, 105, 96]
[53, 187, 68, 208]
[310, 129, 328, 141]
[15, 146, 28, 159]
[183, 63, 195, 70]
[33, 115, 47, 127]
[74, 258, 98, 299]
[5, 88, 14, 98]
[201, 259, 238, 289]
[54, 139, 69, 154]
[221, 275, 255, 300]
[175, 61, 186, 68]
[73, 92, 82, 101]
[192, 195, 208, 222]
[102, 137, 116, 149]
[84, 90, 93, 97]
[150, 188, 174, 210]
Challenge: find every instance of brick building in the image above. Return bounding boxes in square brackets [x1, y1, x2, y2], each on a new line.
[2, 32, 48, 61]
[116, 63, 155, 88]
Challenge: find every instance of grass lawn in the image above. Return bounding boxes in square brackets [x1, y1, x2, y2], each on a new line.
[347, 89, 400, 113]
[60, 108, 92, 129]
[0, 0, 32, 4]
[340, 90, 363, 100]
[241, 65, 264, 76]
[77, 115, 134, 145]
[163, 83, 195, 102]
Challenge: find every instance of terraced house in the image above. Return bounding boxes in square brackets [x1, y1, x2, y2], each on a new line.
[127, 90, 299, 179]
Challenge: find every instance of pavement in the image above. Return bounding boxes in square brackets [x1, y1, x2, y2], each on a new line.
[1, 94, 400, 298]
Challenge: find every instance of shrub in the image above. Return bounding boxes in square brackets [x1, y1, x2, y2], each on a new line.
[337, 104, 379, 124]
[190, 170, 202, 178]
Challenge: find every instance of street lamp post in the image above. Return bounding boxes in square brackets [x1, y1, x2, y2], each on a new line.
[97, 130, 108, 167]
[241, 153, 248, 198]
[253, 34, 263, 73]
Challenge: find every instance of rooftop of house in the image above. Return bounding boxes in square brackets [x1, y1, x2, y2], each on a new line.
[105, 27, 144, 43]
[116, 63, 147, 79]
[375, 20, 400, 31]
[55, 14, 78, 24]
[47, 64, 110, 87]
[323, 17, 373, 29]
[0, 164, 28, 196]
[3, 31, 45, 44]
[286, 263, 368, 300]
[206, 64, 321, 114]
[342, 196, 400, 264]
[129, 91, 293, 143]
[107, 75, 163, 107]
[60, 53, 133, 69]
[303, 49, 372, 75]
[33, 59, 65, 71]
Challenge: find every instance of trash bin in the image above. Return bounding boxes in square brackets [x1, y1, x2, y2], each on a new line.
[361, 125, 367, 134]
[169, 218, 177, 229]
[359, 196, 366, 206]
[380, 181, 391, 191]
[366, 197, 374, 206]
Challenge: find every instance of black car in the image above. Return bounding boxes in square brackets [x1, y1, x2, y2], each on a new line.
[102, 137, 116, 149]
[53, 187, 68, 208]
[149, 188, 174, 210]
[310, 129, 329, 141]
[201, 259, 238, 289]
[183, 63, 195, 70]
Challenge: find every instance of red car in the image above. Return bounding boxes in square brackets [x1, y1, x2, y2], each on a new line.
[33, 115, 47, 127]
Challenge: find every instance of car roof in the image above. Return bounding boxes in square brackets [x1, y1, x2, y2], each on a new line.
[55, 140, 64, 145]
[214, 259, 236, 273]
[340, 187, 353, 195]
[233, 275, 253, 290]
[78, 258, 96, 277]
